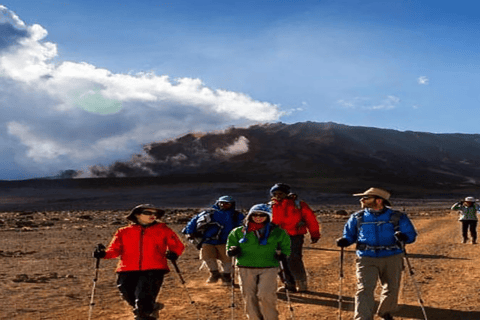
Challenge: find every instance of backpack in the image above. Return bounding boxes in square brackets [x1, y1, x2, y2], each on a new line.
[183, 209, 224, 249]
[355, 209, 404, 251]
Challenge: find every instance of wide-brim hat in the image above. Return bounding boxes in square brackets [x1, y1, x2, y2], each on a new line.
[353, 187, 392, 206]
[126, 204, 166, 222]
[464, 196, 476, 202]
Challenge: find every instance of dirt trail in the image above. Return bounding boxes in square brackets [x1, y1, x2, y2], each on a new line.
[2, 208, 480, 319]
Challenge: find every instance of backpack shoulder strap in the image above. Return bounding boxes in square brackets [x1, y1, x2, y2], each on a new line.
[353, 210, 365, 235]
[389, 210, 405, 232]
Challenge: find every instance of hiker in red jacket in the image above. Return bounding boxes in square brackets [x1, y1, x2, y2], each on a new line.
[269, 183, 321, 292]
[93, 204, 185, 320]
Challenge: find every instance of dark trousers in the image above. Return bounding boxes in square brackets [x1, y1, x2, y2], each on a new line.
[461, 220, 477, 241]
[287, 234, 307, 282]
[117, 270, 166, 318]
[279, 234, 307, 285]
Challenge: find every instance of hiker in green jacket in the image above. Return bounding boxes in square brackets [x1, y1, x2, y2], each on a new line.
[226, 203, 291, 320]
[451, 196, 480, 244]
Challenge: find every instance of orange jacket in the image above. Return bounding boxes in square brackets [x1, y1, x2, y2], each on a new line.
[104, 222, 185, 272]
[271, 198, 320, 238]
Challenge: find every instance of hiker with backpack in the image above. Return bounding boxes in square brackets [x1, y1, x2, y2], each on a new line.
[269, 183, 321, 292]
[336, 188, 417, 320]
[182, 195, 244, 284]
[92, 204, 185, 320]
[226, 203, 291, 320]
[451, 196, 479, 244]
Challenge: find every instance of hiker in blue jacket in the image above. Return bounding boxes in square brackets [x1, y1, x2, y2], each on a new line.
[336, 188, 417, 320]
[182, 195, 244, 284]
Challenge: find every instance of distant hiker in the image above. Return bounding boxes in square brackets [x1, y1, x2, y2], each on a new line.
[226, 203, 291, 320]
[93, 204, 185, 320]
[336, 188, 417, 320]
[451, 196, 479, 244]
[182, 195, 244, 284]
[269, 183, 321, 292]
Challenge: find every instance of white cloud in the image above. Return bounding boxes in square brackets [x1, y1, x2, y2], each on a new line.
[337, 95, 400, 111]
[0, 7, 283, 179]
[418, 76, 429, 85]
[215, 136, 249, 158]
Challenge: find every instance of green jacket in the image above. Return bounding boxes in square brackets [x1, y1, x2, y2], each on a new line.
[227, 224, 291, 268]
[452, 203, 479, 221]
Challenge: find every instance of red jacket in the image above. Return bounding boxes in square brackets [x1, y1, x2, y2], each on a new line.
[104, 222, 185, 272]
[271, 198, 320, 238]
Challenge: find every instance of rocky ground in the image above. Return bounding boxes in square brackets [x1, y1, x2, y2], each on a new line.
[1, 192, 480, 319]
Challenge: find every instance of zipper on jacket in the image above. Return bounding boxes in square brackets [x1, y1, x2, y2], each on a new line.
[139, 227, 145, 270]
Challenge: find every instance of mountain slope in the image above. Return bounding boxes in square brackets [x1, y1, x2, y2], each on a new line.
[87, 121, 480, 190]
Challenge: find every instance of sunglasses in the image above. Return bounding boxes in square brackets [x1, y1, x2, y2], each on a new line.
[361, 196, 377, 201]
[251, 213, 268, 217]
[140, 211, 157, 216]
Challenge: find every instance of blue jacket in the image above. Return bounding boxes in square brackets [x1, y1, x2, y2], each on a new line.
[183, 205, 244, 245]
[342, 208, 417, 258]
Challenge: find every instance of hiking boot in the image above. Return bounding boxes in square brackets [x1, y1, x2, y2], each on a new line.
[134, 316, 156, 320]
[381, 314, 394, 320]
[220, 273, 232, 285]
[296, 280, 308, 293]
[473, 239, 477, 244]
[462, 238, 468, 244]
[150, 302, 164, 319]
[206, 270, 221, 283]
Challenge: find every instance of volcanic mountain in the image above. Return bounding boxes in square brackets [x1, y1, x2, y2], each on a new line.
[84, 121, 480, 193]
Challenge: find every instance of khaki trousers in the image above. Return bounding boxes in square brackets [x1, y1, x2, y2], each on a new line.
[238, 267, 279, 320]
[354, 254, 404, 320]
[200, 244, 232, 273]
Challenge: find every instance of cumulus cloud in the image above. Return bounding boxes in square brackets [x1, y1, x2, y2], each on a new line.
[0, 7, 282, 179]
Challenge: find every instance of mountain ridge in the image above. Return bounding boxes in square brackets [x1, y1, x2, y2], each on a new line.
[81, 121, 480, 190]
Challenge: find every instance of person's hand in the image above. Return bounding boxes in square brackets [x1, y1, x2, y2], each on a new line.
[274, 251, 287, 261]
[287, 193, 298, 200]
[336, 238, 350, 248]
[311, 236, 320, 244]
[166, 251, 179, 261]
[269, 197, 279, 205]
[93, 244, 106, 259]
[227, 246, 241, 257]
[394, 231, 408, 243]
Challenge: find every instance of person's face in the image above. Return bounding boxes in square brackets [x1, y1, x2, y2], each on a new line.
[251, 213, 268, 224]
[218, 202, 233, 210]
[465, 201, 474, 207]
[360, 196, 380, 209]
[136, 209, 157, 224]
[272, 191, 288, 200]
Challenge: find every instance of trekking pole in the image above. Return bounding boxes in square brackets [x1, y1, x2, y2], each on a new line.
[170, 260, 201, 320]
[338, 247, 344, 320]
[88, 254, 101, 320]
[400, 242, 428, 320]
[277, 250, 295, 320]
[230, 257, 236, 320]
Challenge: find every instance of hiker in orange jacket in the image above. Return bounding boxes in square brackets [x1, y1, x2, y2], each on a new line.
[93, 204, 185, 320]
[269, 183, 321, 292]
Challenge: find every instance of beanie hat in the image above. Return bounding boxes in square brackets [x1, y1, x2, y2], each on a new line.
[270, 183, 291, 195]
[217, 195, 235, 203]
[239, 203, 272, 245]
[215, 195, 236, 210]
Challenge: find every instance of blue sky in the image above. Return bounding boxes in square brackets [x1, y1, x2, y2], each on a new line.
[1, 0, 480, 180]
